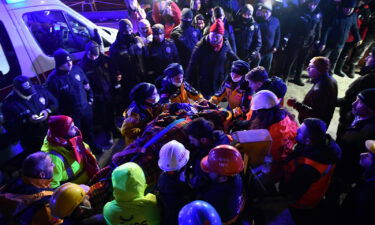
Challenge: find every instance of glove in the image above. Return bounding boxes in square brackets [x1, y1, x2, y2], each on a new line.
[287, 98, 298, 107]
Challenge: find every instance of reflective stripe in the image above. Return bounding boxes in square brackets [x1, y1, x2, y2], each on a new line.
[49, 150, 74, 180]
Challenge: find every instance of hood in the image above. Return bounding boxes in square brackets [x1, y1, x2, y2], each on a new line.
[112, 162, 146, 202]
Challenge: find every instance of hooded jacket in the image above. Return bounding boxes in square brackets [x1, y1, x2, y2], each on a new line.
[103, 162, 160, 225]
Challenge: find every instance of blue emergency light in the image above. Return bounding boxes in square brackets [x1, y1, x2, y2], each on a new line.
[6, 0, 26, 3]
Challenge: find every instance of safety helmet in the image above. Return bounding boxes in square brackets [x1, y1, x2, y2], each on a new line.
[178, 200, 221, 225]
[201, 145, 244, 176]
[49, 183, 86, 218]
[158, 140, 190, 171]
[250, 90, 280, 110]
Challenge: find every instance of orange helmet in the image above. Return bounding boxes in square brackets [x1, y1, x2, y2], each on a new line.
[201, 145, 244, 176]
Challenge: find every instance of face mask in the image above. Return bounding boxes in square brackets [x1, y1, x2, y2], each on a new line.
[231, 74, 242, 83]
[149, 94, 160, 104]
[172, 81, 182, 87]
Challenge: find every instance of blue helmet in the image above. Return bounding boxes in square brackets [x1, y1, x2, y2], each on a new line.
[178, 200, 221, 225]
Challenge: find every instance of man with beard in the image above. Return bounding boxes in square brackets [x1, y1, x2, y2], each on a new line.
[110, 19, 145, 109]
[233, 4, 262, 68]
[146, 24, 180, 83]
[41, 115, 100, 188]
[171, 8, 202, 69]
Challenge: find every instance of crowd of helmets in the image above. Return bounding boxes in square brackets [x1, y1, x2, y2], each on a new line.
[1, 0, 375, 224]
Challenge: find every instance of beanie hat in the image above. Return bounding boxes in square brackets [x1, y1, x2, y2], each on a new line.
[210, 19, 225, 35]
[53, 48, 71, 69]
[119, 19, 133, 32]
[13, 75, 36, 96]
[181, 8, 194, 20]
[213, 6, 225, 19]
[48, 115, 73, 138]
[85, 41, 100, 56]
[231, 60, 250, 76]
[164, 63, 184, 78]
[358, 88, 375, 111]
[311, 56, 330, 73]
[258, 76, 287, 98]
[152, 23, 165, 35]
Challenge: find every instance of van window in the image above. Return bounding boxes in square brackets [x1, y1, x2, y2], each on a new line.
[23, 10, 92, 56]
[0, 21, 21, 89]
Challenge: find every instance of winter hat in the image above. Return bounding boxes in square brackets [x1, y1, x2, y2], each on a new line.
[358, 88, 375, 111]
[152, 23, 165, 35]
[231, 60, 250, 76]
[311, 56, 330, 73]
[258, 76, 287, 99]
[53, 48, 72, 69]
[119, 19, 133, 32]
[251, 90, 280, 110]
[209, 19, 225, 35]
[213, 6, 225, 19]
[164, 63, 184, 78]
[85, 41, 100, 56]
[181, 8, 194, 20]
[48, 115, 73, 138]
[13, 75, 36, 97]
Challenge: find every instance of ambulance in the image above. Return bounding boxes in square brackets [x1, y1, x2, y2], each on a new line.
[0, 0, 118, 99]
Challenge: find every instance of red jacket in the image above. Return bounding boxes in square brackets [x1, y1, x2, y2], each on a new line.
[152, 1, 181, 38]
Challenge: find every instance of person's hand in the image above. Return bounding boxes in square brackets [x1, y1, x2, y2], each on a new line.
[29, 114, 45, 123]
[272, 48, 277, 53]
[287, 98, 298, 107]
[88, 98, 94, 105]
[38, 109, 49, 121]
[355, 40, 363, 47]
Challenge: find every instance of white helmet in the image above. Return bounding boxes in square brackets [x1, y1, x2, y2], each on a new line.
[251, 90, 280, 110]
[158, 140, 190, 172]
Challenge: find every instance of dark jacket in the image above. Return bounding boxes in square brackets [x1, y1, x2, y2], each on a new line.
[203, 18, 237, 53]
[171, 24, 203, 68]
[257, 16, 281, 54]
[109, 33, 145, 86]
[320, 8, 361, 49]
[295, 73, 338, 127]
[146, 39, 180, 82]
[156, 172, 193, 225]
[280, 135, 341, 203]
[46, 66, 93, 116]
[233, 16, 262, 61]
[186, 36, 238, 98]
[336, 116, 375, 185]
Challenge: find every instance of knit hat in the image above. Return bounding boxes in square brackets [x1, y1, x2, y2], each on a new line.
[181, 8, 193, 20]
[259, 76, 287, 98]
[213, 6, 225, 19]
[119, 19, 133, 32]
[13, 75, 36, 97]
[164, 63, 184, 78]
[231, 60, 250, 76]
[210, 19, 225, 35]
[48, 115, 73, 138]
[85, 41, 100, 56]
[358, 88, 375, 111]
[53, 48, 72, 69]
[152, 24, 165, 35]
[311, 56, 330, 73]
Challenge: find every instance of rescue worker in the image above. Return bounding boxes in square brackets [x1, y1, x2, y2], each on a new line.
[156, 140, 193, 225]
[46, 48, 101, 154]
[209, 60, 252, 112]
[146, 24, 180, 83]
[137, 19, 153, 45]
[254, 3, 281, 72]
[79, 41, 120, 145]
[49, 182, 100, 224]
[233, 4, 262, 67]
[248, 90, 298, 181]
[41, 115, 100, 188]
[281, 0, 322, 86]
[187, 19, 238, 98]
[152, 0, 181, 38]
[0, 152, 61, 225]
[319, 0, 362, 76]
[336, 47, 375, 138]
[287, 56, 338, 127]
[280, 118, 341, 225]
[120, 83, 163, 145]
[110, 19, 145, 108]
[171, 8, 203, 69]
[2, 75, 58, 153]
[178, 200, 221, 225]
[159, 63, 204, 104]
[103, 162, 161, 225]
[199, 145, 244, 224]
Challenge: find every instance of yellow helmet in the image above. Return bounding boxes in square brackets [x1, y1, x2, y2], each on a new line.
[49, 183, 86, 218]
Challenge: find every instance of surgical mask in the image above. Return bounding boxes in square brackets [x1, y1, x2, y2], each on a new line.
[149, 94, 160, 104]
[231, 74, 242, 83]
[172, 81, 182, 87]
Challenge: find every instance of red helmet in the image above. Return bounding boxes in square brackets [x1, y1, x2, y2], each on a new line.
[201, 145, 244, 176]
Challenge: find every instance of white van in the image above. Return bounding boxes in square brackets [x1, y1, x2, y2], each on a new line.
[0, 0, 118, 99]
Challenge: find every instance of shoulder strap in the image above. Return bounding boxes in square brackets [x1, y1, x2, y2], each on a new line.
[49, 150, 74, 180]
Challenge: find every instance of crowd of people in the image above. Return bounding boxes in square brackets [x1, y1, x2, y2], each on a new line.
[0, 0, 375, 224]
